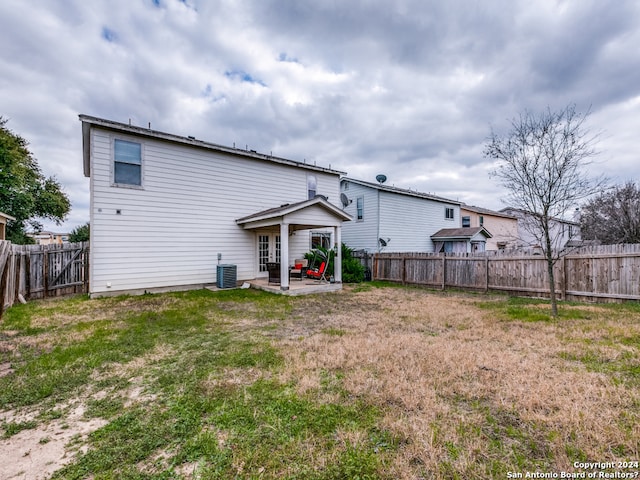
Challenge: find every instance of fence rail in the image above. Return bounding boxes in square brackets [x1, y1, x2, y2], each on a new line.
[0, 241, 89, 318]
[354, 244, 640, 303]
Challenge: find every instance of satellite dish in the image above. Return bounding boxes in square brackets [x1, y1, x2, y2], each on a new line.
[378, 237, 390, 247]
[376, 174, 387, 184]
[340, 193, 352, 207]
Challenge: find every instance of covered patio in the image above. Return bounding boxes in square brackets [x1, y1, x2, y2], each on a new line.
[236, 197, 351, 293]
[248, 277, 342, 296]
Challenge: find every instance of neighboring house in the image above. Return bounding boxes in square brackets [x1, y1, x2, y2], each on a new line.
[29, 231, 69, 245]
[431, 226, 492, 253]
[340, 177, 462, 252]
[500, 207, 581, 251]
[0, 212, 16, 241]
[80, 114, 350, 297]
[460, 204, 519, 250]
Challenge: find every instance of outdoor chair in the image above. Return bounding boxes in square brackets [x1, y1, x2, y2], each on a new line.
[266, 262, 281, 284]
[289, 259, 308, 281]
[305, 260, 327, 282]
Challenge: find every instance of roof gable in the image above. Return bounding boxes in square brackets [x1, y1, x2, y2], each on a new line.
[236, 196, 351, 230]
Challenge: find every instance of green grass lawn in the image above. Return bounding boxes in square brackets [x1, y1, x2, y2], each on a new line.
[0, 286, 638, 479]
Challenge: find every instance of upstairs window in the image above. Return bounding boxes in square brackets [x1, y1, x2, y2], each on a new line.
[462, 216, 471, 227]
[307, 175, 317, 199]
[114, 139, 142, 186]
[445, 207, 454, 220]
[356, 196, 364, 221]
[479, 215, 484, 226]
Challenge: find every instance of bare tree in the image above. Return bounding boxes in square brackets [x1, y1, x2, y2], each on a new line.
[484, 105, 606, 316]
[580, 181, 640, 244]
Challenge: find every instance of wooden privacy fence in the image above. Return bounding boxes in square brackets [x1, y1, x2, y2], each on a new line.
[357, 244, 640, 303]
[0, 241, 89, 318]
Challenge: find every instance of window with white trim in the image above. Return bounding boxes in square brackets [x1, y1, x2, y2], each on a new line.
[462, 216, 470, 227]
[114, 139, 142, 186]
[356, 196, 364, 221]
[445, 207, 454, 220]
[307, 174, 317, 199]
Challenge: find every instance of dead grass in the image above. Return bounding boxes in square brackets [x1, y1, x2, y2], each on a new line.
[28, 295, 183, 329]
[1, 286, 638, 479]
[275, 287, 640, 477]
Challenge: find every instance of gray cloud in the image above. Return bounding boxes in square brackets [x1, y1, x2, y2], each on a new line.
[1, 0, 638, 230]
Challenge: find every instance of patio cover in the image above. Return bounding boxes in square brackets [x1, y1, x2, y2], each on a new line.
[236, 196, 351, 291]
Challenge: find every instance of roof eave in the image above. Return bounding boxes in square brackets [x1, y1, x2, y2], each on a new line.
[79, 114, 346, 177]
[342, 177, 461, 205]
[236, 197, 352, 225]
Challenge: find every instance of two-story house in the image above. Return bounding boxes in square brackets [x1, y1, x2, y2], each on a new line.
[80, 115, 350, 297]
[500, 207, 581, 251]
[460, 204, 519, 250]
[339, 177, 471, 252]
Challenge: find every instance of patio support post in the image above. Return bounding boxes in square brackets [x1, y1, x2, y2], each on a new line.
[280, 222, 289, 291]
[334, 226, 342, 283]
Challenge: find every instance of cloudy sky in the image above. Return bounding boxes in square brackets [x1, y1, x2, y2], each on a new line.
[1, 0, 639, 232]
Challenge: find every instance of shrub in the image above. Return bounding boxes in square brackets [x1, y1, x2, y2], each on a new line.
[341, 243, 365, 283]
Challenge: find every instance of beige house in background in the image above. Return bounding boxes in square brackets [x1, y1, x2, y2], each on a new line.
[460, 205, 518, 250]
[30, 231, 70, 245]
[500, 207, 581, 251]
[0, 212, 16, 241]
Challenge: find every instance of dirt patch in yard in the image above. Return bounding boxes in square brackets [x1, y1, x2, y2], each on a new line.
[0, 403, 107, 480]
[0, 343, 169, 480]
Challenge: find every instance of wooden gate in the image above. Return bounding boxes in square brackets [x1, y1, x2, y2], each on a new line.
[1, 242, 89, 316]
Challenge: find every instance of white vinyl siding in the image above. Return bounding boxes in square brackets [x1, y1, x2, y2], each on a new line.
[340, 181, 379, 251]
[340, 179, 461, 253]
[379, 192, 460, 252]
[89, 128, 340, 294]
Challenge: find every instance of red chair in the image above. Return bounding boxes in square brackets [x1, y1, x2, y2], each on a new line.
[306, 261, 327, 282]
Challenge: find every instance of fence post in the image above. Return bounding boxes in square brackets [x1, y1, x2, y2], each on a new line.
[14, 252, 21, 302]
[0, 244, 10, 319]
[43, 249, 49, 299]
[373, 254, 378, 281]
[24, 250, 31, 300]
[402, 257, 406, 285]
[561, 255, 567, 301]
[485, 256, 489, 292]
[84, 244, 90, 294]
[441, 254, 446, 291]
